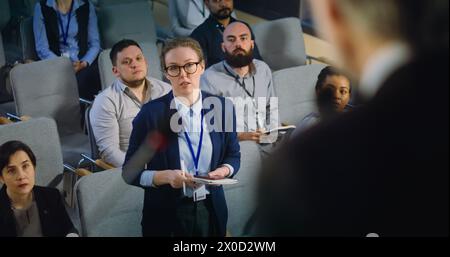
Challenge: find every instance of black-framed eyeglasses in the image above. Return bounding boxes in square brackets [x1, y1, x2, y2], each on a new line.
[165, 62, 201, 77]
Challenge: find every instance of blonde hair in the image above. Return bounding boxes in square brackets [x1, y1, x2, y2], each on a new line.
[160, 37, 205, 72]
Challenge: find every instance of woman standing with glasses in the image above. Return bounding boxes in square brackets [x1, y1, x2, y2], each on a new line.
[123, 38, 240, 237]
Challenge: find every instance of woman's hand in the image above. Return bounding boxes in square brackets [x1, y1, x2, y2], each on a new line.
[153, 170, 196, 189]
[208, 166, 231, 180]
[238, 129, 266, 142]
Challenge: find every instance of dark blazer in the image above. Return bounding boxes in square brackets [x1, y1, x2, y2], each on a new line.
[0, 186, 77, 237]
[254, 51, 449, 237]
[125, 91, 241, 236]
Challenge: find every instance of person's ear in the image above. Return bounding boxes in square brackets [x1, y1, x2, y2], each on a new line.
[199, 61, 206, 73]
[250, 40, 255, 50]
[112, 66, 120, 78]
[221, 42, 226, 53]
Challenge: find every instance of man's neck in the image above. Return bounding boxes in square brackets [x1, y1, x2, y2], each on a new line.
[7, 189, 33, 210]
[232, 65, 250, 78]
[126, 80, 147, 102]
[216, 17, 231, 27]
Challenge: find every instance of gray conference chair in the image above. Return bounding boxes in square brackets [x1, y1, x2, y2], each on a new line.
[0, 117, 85, 206]
[252, 17, 307, 71]
[98, 42, 163, 89]
[9, 57, 90, 167]
[0, 0, 11, 31]
[0, 117, 64, 188]
[224, 141, 262, 236]
[19, 16, 37, 61]
[75, 168, 144, 236]
[97, 1, 158, 49]
[8, 0, 38, 18]
[0, 33, 5, 67]
[273, 64, 327, 126]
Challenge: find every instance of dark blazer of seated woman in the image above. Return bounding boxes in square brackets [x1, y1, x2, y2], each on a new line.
[0, 140, 77, 237]
[0, 186, 78, 237]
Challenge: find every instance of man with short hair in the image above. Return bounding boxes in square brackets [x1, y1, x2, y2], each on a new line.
[190, 0, 262, 68]
[253, 0, 448, 236]
[89, 39, 170, 167]
[201, 21, 277, 143]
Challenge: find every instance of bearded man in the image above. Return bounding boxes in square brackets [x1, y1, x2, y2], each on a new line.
[201, 21, 277, 143]
[190, 0, 263, 68]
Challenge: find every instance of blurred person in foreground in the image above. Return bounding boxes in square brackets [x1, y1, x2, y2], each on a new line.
[251, 0, 448, 236]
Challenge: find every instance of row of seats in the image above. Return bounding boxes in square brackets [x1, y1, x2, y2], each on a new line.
[0, 58, 325, 236]
[0, 116, 263, 236]
[2, 0, 308, 72]
[3, 55, 325, 166]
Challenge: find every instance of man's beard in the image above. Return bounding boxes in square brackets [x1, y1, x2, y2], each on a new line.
[122, 77, 146, 88]
[212, 8, 232, 20]
[225, 48, 254, 68]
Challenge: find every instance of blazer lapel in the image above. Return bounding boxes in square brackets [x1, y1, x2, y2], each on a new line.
[0, 186, 17, 236]
[203, 93, 222, 171]
[165, 93, 181, 170]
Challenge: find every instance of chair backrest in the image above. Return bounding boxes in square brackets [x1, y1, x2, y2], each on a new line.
[0, 0, 11, 30]
[9, 0, 38, 18]
[252, 17, 307, 71]
[224, 141, 261, 236]
[9, 57, 82, 136]
[97, 1, 157, 49]
[75, 168, 144, 236]
[98, 42, 163, 89]
[19, 16, 37, 61]
[84, 104, 100, 160]
[0, 33, 5, 67]
[0, 117, 64, 187]
[273, 64, 327, 125]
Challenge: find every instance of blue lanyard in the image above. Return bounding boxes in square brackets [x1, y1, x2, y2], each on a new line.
[57, 0, 75, 46]
[184, 111, 204, 176]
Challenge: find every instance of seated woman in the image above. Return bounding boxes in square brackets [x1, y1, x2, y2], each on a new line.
[123, 37, 240, 237]
[291, 66, 353, 137]
[0, 140, 78, 237]
[33, 0, 101, 100]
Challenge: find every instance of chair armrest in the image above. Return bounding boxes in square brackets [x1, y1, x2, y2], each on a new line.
[0, 117, 13, 125]
[95, 159, 115, 170]
[306, 55, 334, 65]
[80, 153, 116, 171]
[5, 113, 31, 122]
[79, 98, 92, 106]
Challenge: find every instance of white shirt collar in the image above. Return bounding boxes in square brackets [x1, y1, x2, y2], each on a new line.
[174, 91, 203, 117]
[359, 42, 412, 100]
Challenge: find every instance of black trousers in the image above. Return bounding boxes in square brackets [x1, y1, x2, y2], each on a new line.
[173, 197, 220, 237]
[76, 58, 101, 101]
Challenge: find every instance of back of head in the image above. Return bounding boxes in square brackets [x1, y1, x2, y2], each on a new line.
[338, 0, 448, 53]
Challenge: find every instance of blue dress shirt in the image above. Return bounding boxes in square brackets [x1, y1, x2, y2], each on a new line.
[33, 0, 100, 64]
